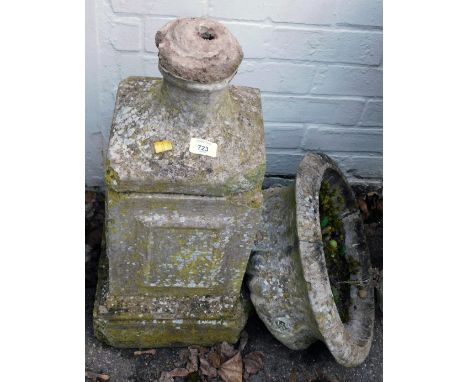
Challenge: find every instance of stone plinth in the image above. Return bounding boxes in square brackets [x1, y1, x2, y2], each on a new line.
[94, 17, 265, 348]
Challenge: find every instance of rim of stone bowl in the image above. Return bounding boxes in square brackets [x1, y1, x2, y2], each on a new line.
[295, 152, 375, 367]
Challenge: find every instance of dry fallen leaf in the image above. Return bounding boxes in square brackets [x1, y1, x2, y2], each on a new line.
[85, 371, 110, 381]
[238, 330, 249, 353]
[219, 341, 237, 360]
[193, 345, 210, 355]
[158, 371, 174, 382]
[200, 357, 218, 378]
[85, 191, 96, 204]
[168, 368, 189, 378]
[134, 349, 157, 356]
[243, 351, 264, 376]
[311, 369, 341, 382]
[357, 198, 369, 220]
[366, 192, 380, 210]
[207, 350, 222, 369]
[186, 347, 199, 373]
[218, 352, 242, 382]
[377, 198, 383, 211]
[174, 349, 190, 368]
[289, 368, 297, 382]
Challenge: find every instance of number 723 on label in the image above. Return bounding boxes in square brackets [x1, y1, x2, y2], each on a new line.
[189, 138, 218, 158]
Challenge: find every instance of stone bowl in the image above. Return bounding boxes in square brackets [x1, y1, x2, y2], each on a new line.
[247, 153, 374, 367]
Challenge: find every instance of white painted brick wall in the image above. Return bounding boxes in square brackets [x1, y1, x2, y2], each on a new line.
[233, 62, 316, 94]
[262, 96, 365, 125]
[360, 99, 383, 127]
[302, 126, 382, 152]
[109, 18, 141, 51]
[86, 0, 383, 187]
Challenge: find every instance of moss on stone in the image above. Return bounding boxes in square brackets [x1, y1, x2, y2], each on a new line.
[94, 246, 251, 348]
[104, 160, 120, 188]
[95, 318, 244, 348]
[319, 180, 351, 323]
[347, 255, 361, 275]
[244, 163, 266, 191]
[227, 189, 262, 209]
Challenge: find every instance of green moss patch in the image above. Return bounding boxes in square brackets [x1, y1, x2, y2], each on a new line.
[319, 181, 359, 323]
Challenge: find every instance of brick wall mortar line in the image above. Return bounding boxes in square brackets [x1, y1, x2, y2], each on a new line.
[242, 58, 382, 68]
[262, 93, 376, 101]
[111, 12, 382, 33]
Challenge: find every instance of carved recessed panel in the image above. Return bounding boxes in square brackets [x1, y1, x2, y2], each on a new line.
[136, 219, 224, 289]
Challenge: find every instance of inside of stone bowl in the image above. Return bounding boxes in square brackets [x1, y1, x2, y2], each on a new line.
[319, 168, 367, 325]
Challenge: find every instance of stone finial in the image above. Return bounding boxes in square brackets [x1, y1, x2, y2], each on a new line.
[155, 17, 243, 84]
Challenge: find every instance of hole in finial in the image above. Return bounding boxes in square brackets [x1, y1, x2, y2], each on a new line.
[199, 26, 216, 40]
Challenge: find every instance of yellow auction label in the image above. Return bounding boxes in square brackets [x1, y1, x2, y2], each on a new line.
[153, 140, 173, 153]
[189, 138, 217, 158]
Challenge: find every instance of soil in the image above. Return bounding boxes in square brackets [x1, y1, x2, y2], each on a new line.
[85, 184, 383, 382]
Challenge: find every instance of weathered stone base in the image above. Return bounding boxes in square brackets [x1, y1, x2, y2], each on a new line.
[93, 255, 250, 348]
[94, 188, 259, 348]
[93, 308, 249, 348]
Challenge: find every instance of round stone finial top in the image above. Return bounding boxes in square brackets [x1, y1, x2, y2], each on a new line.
[155, 17, 243, 84]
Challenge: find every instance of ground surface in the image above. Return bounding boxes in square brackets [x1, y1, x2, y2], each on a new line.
[85, 185, 383, 382]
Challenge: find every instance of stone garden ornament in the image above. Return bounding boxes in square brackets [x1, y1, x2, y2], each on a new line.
[93, 16, 375, 368]
[94, 17, 266, 347]
[248, 153, 375, 367]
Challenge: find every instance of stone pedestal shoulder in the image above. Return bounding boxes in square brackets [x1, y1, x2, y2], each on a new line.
[105, 77, 265, 196]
